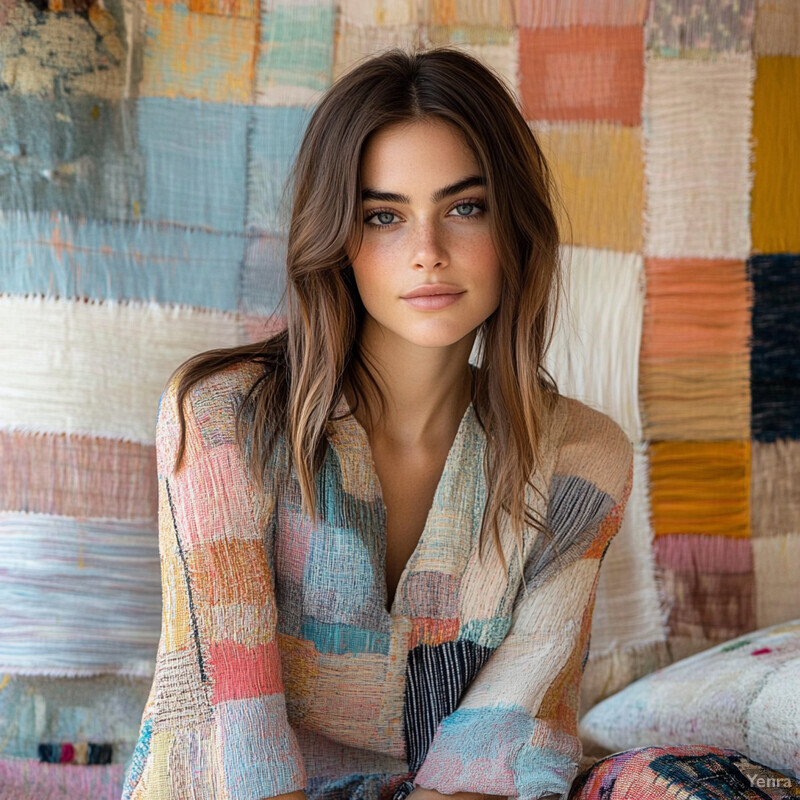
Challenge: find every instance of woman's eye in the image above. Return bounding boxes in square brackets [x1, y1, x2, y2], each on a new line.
[365, 201, 484, 228]
[450, 202, 483, 217]
[366, 211, 398, 226]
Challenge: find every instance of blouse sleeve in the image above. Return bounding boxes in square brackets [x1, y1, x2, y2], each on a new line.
[412, 404, 634, 800]
[122, 365, 307, 800]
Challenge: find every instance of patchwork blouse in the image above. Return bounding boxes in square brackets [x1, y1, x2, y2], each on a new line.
[122, 360, 634, 800]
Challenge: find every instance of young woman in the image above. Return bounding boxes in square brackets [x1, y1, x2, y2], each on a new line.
[122, 47, 633, 800]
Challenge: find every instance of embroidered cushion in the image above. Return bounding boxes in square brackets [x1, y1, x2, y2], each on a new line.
[578, 619, 800, 780]
[568, 745, 800, 799]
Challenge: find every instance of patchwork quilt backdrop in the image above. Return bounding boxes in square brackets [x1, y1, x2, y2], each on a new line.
[0, 0, 798, 797]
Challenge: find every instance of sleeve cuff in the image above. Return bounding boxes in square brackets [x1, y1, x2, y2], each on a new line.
[413, 708, 581, 800]
[215, 694, 307, 798]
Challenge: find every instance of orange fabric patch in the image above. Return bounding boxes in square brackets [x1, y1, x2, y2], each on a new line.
[141, 0, 257, 103]
[187, 538, 273, 607]
[409, 617, 460, 649]
[519, 26, 644, 125]
[277, 633, 318, 723]
[149, 0, 256, 16]
[584, 514, 622, 560]
[642, 260, 751, 359]
[187, 0, 257, 19]
[640, 259, 751, 441]
[649, 441, 751, 539]
[536, 596, 595, 726]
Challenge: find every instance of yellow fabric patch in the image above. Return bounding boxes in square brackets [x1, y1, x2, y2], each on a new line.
[535, 121, 644, 252]
[159, 481, 192, 653]
[751, 56, 800, 253]
[147, 730, 176, 798]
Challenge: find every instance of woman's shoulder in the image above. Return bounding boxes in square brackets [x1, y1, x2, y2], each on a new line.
[183, 358, 264, 410]
[550, 393, 633, 504]
[162, 358, 265, 419]
[156, 358, 266, 469]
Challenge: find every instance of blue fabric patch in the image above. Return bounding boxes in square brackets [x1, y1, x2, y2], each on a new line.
[514, 734, 578, 799]
[301, 522, 385, 631]
[0, 95, 144, 222]
[300, 617, 391, 656]
[138, 97, 249, 233]
[245, 106, 312, 233]
[217, 695, 305, 800]
[240, 232, 288, 314]
[122, 717, 153, 800]
[0, 211, 244, 310]
[458, 616, 510, 649]
[255, 4, 335, 95]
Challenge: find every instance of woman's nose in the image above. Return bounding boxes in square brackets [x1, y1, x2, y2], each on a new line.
[411, 220, 449, 270]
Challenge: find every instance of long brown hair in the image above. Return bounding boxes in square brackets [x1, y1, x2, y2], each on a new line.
[172, 46, 565, 575]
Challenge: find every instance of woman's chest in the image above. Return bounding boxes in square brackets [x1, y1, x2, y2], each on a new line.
[272, 403, 534, 647]
[372, 441, 452, 616]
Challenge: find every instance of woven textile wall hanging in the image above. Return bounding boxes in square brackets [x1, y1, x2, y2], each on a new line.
[0, 0, 798, 797]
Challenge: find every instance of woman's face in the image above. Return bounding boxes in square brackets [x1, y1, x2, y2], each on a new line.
[347, 118, 503, 352]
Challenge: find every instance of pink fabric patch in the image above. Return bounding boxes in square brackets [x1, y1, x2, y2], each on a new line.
[275, 505, 316, 584]
[0, 430, 156, 519]
[172, 444, 262, 547]
[0, 760, 124, 800]
[654, 534, 754, 574]
[208, 639, 284, 704]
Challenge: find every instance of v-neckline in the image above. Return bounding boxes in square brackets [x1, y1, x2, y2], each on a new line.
[336, 368, 477, 618]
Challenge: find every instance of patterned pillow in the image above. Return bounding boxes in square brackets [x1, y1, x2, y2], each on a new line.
[568, 745, 800, 800]
[578, 619, 800, 780]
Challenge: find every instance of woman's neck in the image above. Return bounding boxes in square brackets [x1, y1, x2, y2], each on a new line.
[343, 361, 474, 451]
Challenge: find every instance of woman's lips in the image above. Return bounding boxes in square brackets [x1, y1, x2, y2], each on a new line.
[401, 292, 465, 309]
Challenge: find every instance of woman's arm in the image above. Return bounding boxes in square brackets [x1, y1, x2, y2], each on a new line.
[409, 405, 634, 800]
[123, 366, 307, 799]
[407, 789, 558, 800]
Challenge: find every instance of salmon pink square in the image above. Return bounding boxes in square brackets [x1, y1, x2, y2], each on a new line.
[209, 640, 285, 704]
[519, 26, 644, 125]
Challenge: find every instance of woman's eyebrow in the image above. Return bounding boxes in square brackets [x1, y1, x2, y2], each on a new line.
[361, 175, 485, 204]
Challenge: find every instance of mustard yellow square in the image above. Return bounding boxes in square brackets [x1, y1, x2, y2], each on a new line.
[751, 56, 800, 254]
[535, 122, 644, 253]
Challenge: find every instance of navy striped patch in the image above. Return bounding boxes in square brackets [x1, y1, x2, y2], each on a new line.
[748, 253, 800, 442]
[390, 778, 416, 800]
[524, 473, 615, 585]
[402, 639, 495, 771]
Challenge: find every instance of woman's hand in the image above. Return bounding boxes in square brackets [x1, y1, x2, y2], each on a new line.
[406, 789, 507, 800]
[406, 793, 560, 800]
